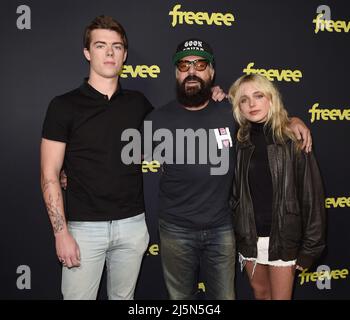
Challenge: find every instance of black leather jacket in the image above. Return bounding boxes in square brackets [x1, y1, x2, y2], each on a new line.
[232, 137, 326, 269]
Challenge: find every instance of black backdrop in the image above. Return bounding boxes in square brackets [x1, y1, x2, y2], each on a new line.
[1, 0, 349, 300]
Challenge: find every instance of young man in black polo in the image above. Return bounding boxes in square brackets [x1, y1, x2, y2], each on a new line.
[40, 16, 152, 300]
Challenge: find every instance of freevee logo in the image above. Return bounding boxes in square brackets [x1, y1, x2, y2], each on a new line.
[146, 243, 159, 256]
[325, 196, 350, 209]
[298, 266, 349, 286]
[169, 4, 235, 27]
[313, 13, 350, 34]
[243, 62, 302, 82]
[142, 160, 160, 173]
[119, 65, 160, 78]
[308, 103, 350, 123]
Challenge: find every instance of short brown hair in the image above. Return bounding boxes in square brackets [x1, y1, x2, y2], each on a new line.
[83, 15, 128, 50]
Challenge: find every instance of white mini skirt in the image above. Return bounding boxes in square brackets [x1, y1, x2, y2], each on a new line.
[239, 237, 296, 275]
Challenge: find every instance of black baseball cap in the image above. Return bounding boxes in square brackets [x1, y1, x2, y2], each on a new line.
[173, 38, 214, 64]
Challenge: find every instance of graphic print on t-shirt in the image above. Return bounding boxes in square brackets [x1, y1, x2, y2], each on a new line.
[213, 127, 233, 149]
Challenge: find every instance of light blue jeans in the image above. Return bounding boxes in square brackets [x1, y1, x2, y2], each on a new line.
[61, 213, 149, 300]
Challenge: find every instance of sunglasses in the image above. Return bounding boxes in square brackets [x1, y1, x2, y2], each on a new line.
[176, 59, 210, 72]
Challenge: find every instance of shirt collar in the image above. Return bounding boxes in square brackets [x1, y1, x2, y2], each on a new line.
[80, 78, 123, 101]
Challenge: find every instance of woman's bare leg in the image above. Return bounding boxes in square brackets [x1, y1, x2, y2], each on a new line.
[245, 261, 271, 300]
[269, 265, 295, 300]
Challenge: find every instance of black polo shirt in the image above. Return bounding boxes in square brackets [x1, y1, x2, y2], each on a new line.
[42, 80, 153, 221]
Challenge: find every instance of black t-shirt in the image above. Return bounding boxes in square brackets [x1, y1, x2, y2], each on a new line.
[42, 81, 153, 221]
[145, 100, 236, 229]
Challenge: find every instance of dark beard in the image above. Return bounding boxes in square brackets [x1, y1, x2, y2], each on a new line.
[176, 75, 213, 108]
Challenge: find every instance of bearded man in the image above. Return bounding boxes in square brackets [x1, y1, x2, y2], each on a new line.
[145, 39, 311, 300]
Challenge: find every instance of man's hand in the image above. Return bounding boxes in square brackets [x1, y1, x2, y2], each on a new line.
[289, 117, 312, 153]
[55, 230, 81, 268]
[60, 170, 67, 190]
[211, 85, 227, 102]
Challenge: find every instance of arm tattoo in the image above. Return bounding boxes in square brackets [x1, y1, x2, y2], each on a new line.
[46, 193, 65, 233]
[41, 178, 57, 194]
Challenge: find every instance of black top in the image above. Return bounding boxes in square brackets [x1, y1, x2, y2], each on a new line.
[42, 80, 153, 221]
[248, 122, 273, 236]
[146, 100, 236, 230]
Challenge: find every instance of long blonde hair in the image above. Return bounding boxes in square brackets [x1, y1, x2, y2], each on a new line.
[228, 74, 298, 145]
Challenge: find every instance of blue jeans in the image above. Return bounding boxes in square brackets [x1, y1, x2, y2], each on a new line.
[159, 219, 235, 300]
[61, 213, 149, 300]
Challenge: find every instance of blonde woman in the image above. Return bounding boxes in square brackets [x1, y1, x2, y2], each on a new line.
[228, 74, 326, 300]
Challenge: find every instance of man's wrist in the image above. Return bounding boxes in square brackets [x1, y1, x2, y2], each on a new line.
[54, 227, 69, 238]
